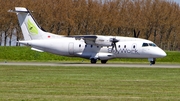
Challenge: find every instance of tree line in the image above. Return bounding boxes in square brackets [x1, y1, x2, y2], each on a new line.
[0, 0, 180, 50]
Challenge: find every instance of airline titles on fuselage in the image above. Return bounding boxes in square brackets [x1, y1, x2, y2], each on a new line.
[108, 47, 139, 54]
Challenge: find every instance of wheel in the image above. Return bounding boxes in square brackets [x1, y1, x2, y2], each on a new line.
[149, 58, 156, 65]
[91, 58, 97, 64]
[150, 61, 155, 65]
[101, 60, 108, 64]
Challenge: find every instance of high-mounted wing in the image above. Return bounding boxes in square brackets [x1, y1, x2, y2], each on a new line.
[72, 35, 98, 45]
[71, 35, 119, 51]
[71, 35, 110, 46]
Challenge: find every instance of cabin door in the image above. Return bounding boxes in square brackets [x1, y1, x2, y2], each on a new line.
[68, 42, 74, 55]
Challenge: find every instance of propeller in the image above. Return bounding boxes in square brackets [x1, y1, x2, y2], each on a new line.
[110, 38, 119, 52]
[134, 29, 140, 38]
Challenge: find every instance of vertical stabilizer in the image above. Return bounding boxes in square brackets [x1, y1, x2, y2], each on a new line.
[12, 7, 46, 40]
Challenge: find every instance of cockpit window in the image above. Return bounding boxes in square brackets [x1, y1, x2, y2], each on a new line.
[142, 43, 157, 47]
[142, 43, 149, 47]
[149, 43, 156, 47]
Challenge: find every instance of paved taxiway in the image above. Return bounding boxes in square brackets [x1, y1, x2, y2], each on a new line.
[0, 62, 179, 68]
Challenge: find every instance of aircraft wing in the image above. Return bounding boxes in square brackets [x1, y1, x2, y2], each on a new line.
[71, 35, 98, 45]
[71, 35, 119, 46]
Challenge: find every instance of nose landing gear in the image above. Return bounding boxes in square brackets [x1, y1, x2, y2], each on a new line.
[150, 61, 155, 65]
[148, 58, 156, 65]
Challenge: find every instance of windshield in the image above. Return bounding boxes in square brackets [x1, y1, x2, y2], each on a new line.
[142, 43, 157, 47]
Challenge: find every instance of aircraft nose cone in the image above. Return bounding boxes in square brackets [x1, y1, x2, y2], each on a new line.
[162, 51, 167, 57]
[150, 48, 166, 58]
[160, 50, 167, 57]
[155, 48, 167, 57]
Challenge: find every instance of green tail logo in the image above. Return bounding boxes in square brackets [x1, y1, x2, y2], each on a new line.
[27, 19, 38, 35]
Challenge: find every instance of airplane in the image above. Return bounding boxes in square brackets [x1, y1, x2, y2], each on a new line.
[9, 7, 166, 65]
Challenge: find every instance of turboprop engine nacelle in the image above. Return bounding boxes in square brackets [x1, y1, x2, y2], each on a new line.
[95, 36, 113, 46]
[98, 53, 114, 60]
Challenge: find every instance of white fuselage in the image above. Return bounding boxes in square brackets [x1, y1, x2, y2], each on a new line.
[19, 36, 166, 60]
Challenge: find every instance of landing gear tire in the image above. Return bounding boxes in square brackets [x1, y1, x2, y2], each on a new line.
[101, 60, 108, 64]
[150, 61, 155, 65]
[91, 58, 97, 64]
[149, 58, 156, 65]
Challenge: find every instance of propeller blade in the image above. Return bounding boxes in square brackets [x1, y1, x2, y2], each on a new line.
[114, 43, 118, 52]
[134, 29, 137, 38]
[134, 29, 140, 38]
[137, 31, 140, 38]
[110, 38, 119, 52]
[111, 43, 118, 52]
[111, 43, 115, 51]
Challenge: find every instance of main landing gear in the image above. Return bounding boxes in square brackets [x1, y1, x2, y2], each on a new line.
[90, 58, 108, 64]
[90, 58, 97, 64]
[101, 60, 108, 64]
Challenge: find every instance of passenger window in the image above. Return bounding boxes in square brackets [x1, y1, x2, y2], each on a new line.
[142, 43, 148, 47]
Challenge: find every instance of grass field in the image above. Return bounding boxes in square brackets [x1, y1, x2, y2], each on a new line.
[0, 65, 180, 101]
[0, 46, 180, 63]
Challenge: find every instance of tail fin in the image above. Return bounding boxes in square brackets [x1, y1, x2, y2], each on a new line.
[9, 7, 47, 40]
